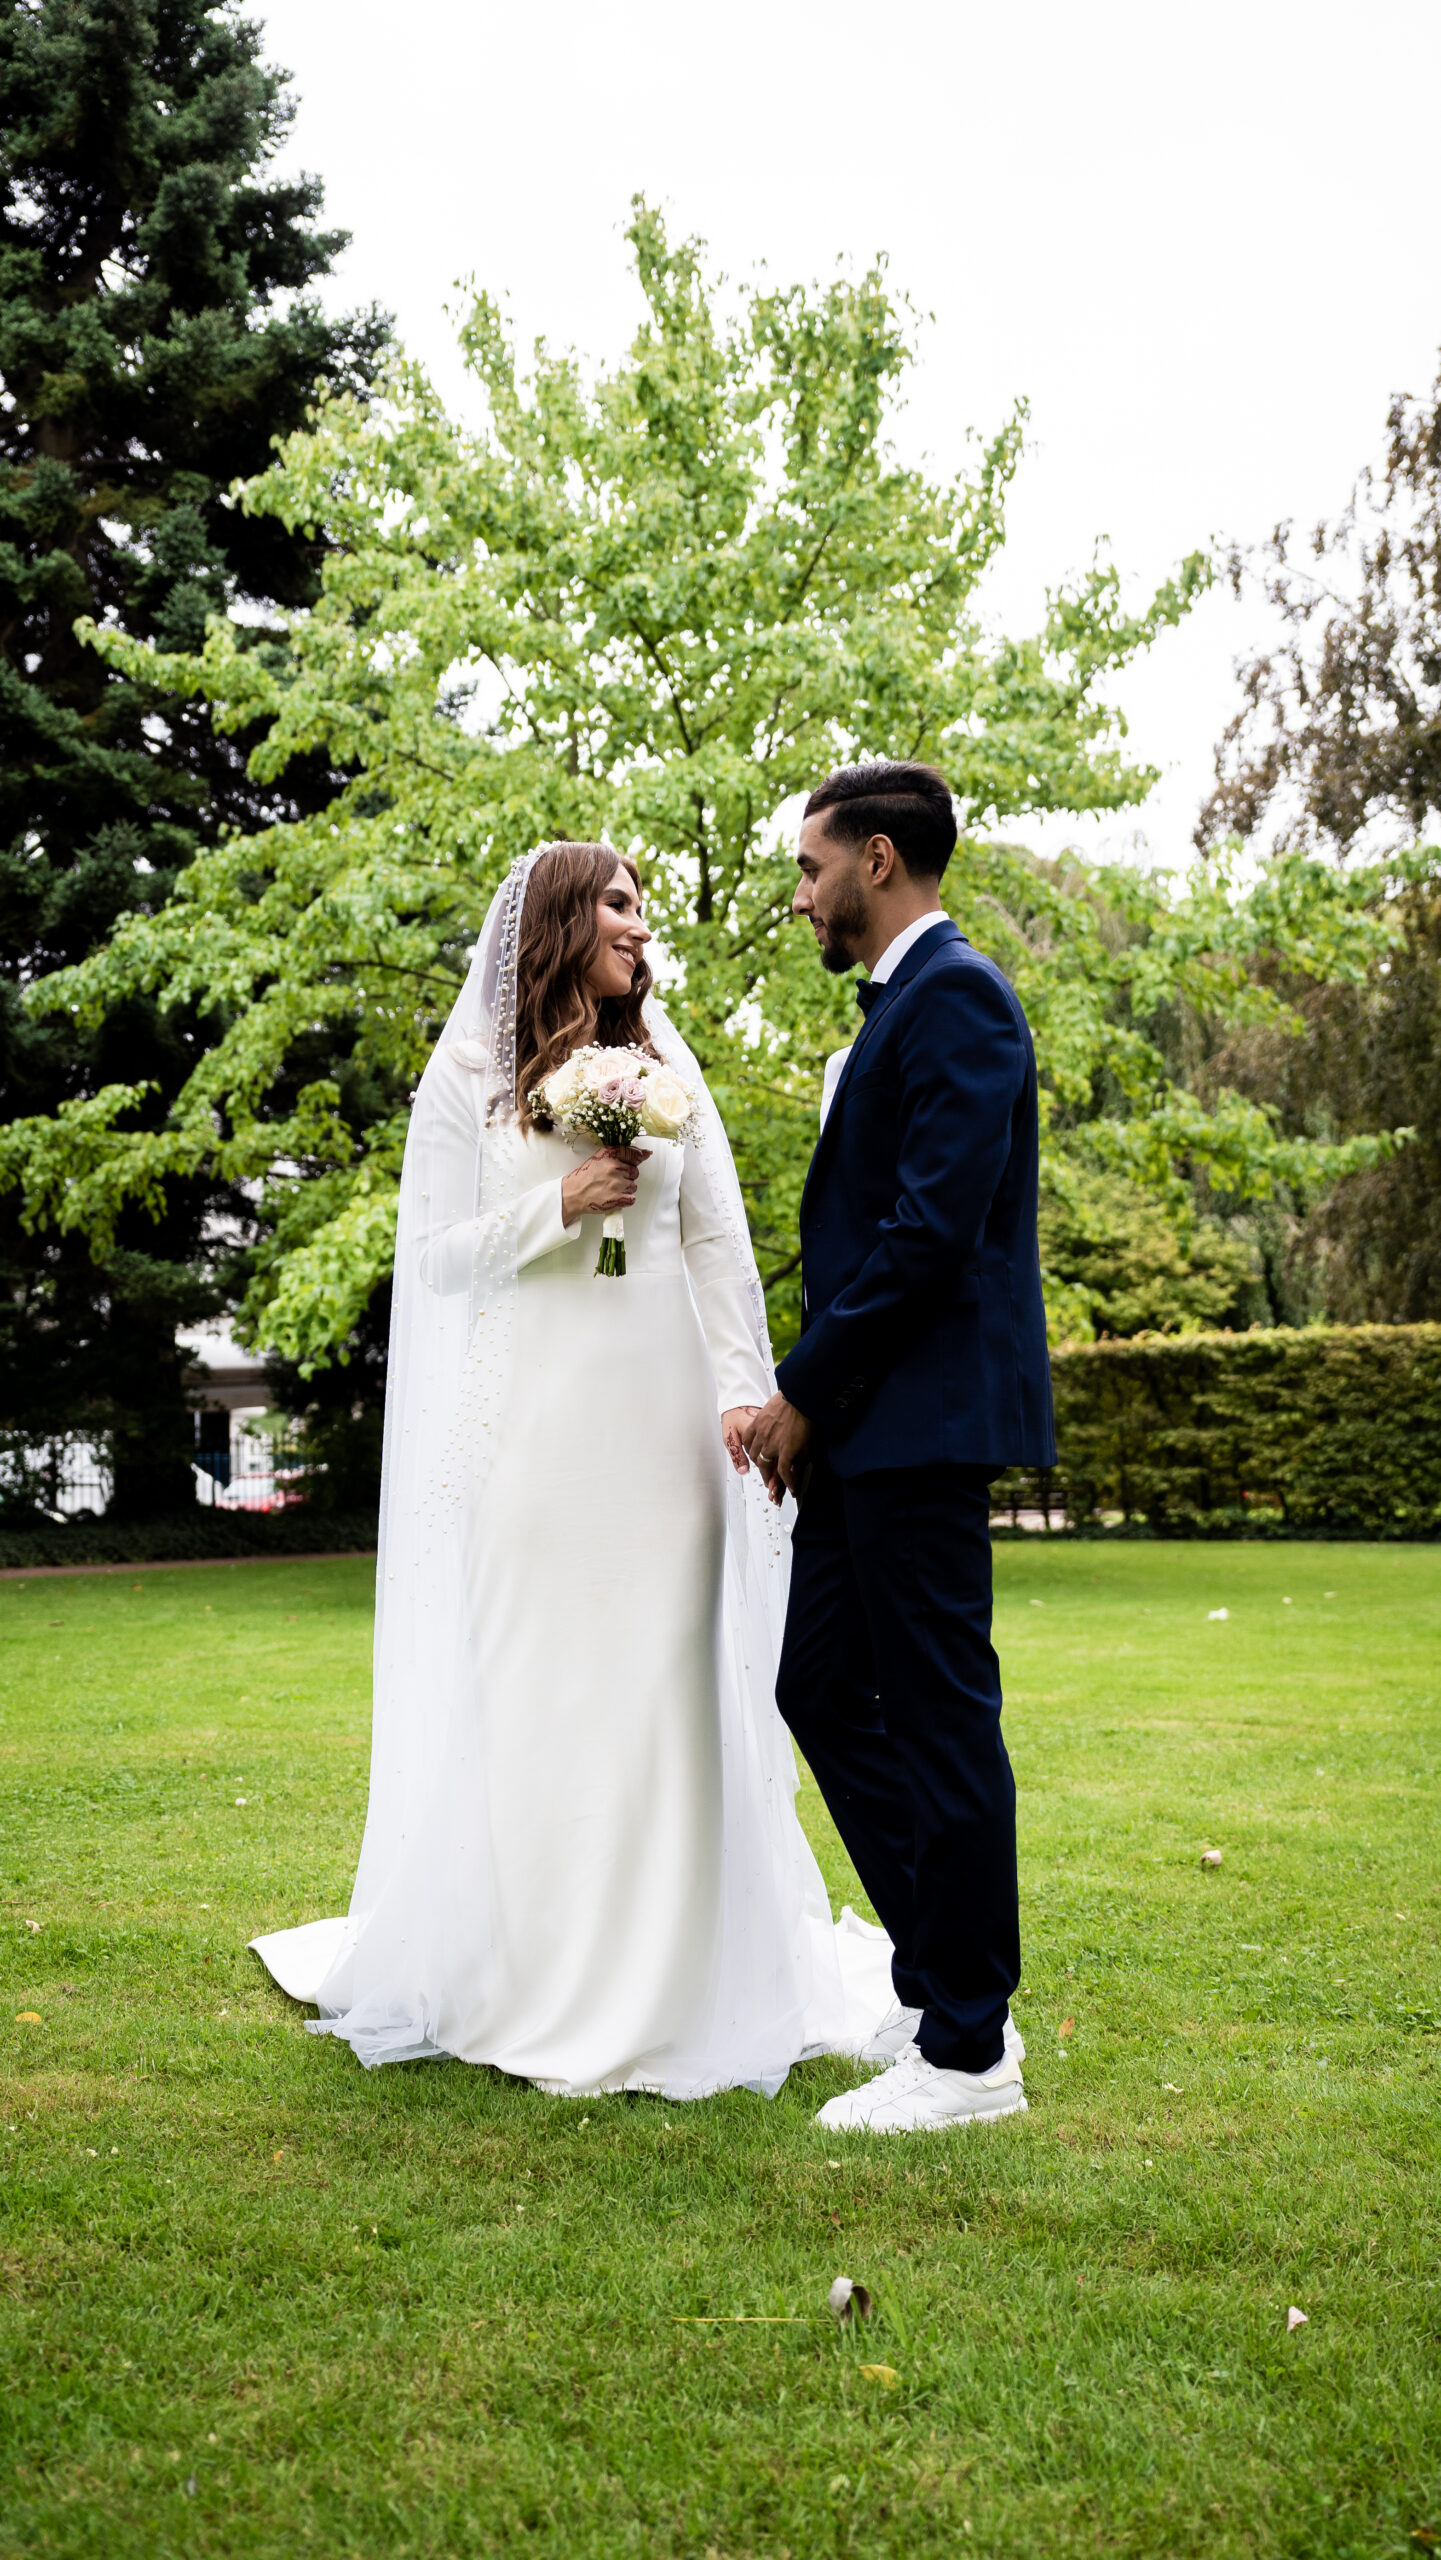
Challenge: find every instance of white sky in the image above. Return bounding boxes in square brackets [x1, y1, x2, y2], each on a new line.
[245, 0, 1441, 870]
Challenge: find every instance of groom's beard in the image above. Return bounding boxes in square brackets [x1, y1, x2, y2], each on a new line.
[817, 876, 870, 975]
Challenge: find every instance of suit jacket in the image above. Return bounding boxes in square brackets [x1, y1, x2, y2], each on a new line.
[776, 918, 1056, 1476]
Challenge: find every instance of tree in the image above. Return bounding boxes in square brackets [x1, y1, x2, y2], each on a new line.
[0, 0, 385, 1517]
[1196, 858, 1441, 1324]
[0, 205, 1402, 1374]
[1200, 362, 1441, 856]
[1196, 358, 1441, 1322]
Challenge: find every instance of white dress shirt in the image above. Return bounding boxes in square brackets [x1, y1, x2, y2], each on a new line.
[818, 911, 947, 1131]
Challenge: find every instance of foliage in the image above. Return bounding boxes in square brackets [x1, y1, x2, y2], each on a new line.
[0, 0, 386, 1509]
[0, 205, 1406, 1370]
[2, 1549, 1439, 2555]
[940, 836, 1410, 1346]
[1003, 1322, 1441, 1535]
[258, 1285, 390, 1515]
[1201, 360, 1441, 854]
[1036, 1161, 1255, 1340]
[1194, 350, 1441, 1323]
[1200, 856, 1441, 1325]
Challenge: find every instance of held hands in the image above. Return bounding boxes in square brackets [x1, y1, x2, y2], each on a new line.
[740, 1392, 813, 1504]
[721, 1407, 760, 1475]
[560, 1145, 651, 1224]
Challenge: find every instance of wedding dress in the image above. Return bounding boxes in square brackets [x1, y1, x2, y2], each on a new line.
[252, 855, 893, 2096]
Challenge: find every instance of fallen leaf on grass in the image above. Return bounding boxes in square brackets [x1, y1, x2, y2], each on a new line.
[1287, 2306, 1308, 2331]
[858, 2363, 900, 2387]
[828, 2276, 873, 2323]
[14, 2012, 40, 2025]
[1059, 2018, 1074, 2038]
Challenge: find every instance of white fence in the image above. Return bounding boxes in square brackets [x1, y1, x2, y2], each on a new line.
[1, 1412, 305, 1521]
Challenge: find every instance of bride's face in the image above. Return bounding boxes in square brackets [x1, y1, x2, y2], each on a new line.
[585, 863, 651, 1002]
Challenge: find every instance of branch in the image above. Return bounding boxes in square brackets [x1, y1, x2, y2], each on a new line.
[760, 1249, 803, 1291]
[627, 621, 697, 756]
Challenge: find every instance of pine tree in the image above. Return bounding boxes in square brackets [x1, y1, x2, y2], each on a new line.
[0, 0, 386, 1518]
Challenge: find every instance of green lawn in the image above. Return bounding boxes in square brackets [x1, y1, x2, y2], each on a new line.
[1, 1542, 1438, 2558]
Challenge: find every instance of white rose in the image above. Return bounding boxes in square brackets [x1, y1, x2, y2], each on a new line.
[639, 1065, 693, 1140]
[538, 1052, 588, 1117]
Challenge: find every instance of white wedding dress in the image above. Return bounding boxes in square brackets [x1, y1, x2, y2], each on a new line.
[253, 858, 893, 2096]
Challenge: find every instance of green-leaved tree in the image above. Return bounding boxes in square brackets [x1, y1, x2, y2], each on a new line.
[1, 204, 1402, 1379]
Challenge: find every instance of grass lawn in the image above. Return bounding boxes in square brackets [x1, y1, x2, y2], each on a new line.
[1, 1540, 1438, 2558]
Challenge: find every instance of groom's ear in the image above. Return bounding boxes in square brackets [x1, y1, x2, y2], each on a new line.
[863, 831, 902, 885]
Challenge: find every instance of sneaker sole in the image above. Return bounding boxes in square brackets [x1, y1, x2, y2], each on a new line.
[842, 2090, 1029, 2136]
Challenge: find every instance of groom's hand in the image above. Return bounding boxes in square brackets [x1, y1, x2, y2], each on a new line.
[742, 1393, 812, 1504]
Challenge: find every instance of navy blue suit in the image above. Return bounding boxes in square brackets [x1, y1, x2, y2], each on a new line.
[774, 917, 1054, 2074]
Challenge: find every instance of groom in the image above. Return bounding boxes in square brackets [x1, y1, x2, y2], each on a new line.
[743, 760, 1054, 2134]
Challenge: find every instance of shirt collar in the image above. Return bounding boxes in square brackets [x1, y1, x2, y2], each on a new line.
[868, 910, 948, 987]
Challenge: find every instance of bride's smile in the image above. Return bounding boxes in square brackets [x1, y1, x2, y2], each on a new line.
[588, 865, 652, 998]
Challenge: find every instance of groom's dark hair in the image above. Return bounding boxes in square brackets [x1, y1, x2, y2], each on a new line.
[805, 760, 958, 881]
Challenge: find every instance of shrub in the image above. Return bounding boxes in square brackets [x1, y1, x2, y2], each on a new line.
[0, 1510, 377, 1574]
[992, 1324, 1441, 1537]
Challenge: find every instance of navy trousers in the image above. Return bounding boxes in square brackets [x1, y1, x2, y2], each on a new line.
[775, 1453, 1020, 2074]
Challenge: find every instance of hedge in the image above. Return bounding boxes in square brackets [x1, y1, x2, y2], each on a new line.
[0, 1509, 378, 1573]
[992, 1323, 1441, 1537]
[7, 1325, 1440, 1560]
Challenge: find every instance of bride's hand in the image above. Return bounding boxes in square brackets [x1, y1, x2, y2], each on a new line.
[722, 1406, 761, 1475]
[561, 1145, 651, 1222]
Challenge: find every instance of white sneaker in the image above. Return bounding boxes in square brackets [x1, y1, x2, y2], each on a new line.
[857, 2000, 923, 2062]
[816, 2047, 1027, 2134]
[857, 2002, 1026, 2067]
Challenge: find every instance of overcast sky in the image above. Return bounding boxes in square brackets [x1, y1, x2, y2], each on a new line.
[243, 0, 1441, 869]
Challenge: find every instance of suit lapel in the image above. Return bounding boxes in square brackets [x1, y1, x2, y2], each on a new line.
[802, 919, 964, 1210]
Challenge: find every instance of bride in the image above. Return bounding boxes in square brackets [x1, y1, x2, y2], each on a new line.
[253, 843, 893, 2096]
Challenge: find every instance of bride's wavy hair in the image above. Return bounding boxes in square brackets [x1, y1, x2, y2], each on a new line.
[513, 842, 657, 1130]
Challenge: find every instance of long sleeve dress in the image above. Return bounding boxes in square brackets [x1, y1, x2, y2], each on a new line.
[440, 1117, 774, 2092]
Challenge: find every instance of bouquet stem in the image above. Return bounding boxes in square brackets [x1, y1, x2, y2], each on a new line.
[595, 1212, 626, 1278]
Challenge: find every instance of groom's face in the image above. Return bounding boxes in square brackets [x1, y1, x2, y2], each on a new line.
[794, 813, 871, 975]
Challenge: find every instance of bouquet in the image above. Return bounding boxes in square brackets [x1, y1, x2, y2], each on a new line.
[529, 1044, 695, 1276]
